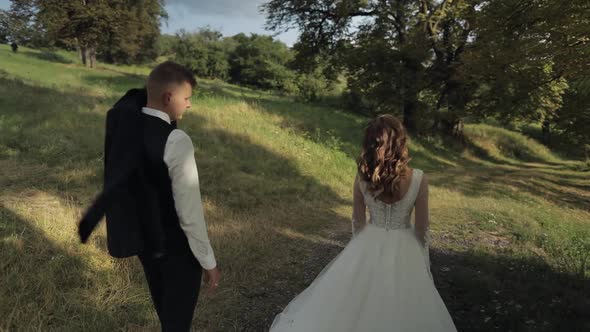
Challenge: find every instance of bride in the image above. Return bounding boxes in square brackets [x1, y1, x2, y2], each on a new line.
[270, 115, 457, 331]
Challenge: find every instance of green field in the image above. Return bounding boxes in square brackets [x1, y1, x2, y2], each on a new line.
[1, 44, 588, 331]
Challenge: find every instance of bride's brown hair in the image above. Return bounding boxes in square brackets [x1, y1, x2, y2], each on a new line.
[357, 114, 411, 196]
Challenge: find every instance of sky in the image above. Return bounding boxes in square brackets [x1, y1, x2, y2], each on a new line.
[0, 0, 300, 46]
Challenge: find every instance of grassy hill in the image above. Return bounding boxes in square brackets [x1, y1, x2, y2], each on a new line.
[1, 44, 588, 331]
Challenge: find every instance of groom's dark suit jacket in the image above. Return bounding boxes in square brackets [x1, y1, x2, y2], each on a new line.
[78, 88, 174, 258]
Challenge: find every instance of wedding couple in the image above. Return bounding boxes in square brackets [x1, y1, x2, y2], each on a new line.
[79, 61, 457, 332]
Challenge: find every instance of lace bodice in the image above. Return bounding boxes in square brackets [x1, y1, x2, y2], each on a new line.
[351, 169, 432, 275]
[358, 169, 424, 231]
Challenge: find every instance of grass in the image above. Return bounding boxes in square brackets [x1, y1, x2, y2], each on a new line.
[0, 44, 589, 331]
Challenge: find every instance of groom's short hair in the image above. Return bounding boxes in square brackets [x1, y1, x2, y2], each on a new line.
[146, 61, 196, 96]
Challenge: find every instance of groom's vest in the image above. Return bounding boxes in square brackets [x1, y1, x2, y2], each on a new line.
[78, 89, 190, 258]
[140, 113, 192, 256]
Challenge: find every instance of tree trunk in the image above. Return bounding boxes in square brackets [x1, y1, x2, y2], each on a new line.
[401, 61, 419, 134]
[542, 119, 551, 145]
[80, 46, 87, 66]
[89, 46, 96, 68]
[403, 98, 417, 133]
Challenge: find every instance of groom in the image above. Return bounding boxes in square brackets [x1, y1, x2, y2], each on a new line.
[79, 61, 221, 331]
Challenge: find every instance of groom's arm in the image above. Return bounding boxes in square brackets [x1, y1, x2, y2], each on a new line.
[164, 129, 217, 270]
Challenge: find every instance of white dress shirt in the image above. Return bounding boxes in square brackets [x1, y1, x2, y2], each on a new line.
[142, 107, 217, 270]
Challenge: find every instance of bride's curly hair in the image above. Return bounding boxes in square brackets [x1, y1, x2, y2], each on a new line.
[357, 114, 411, 196]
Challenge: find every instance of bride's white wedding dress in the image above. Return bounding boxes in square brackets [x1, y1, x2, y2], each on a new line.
[270, 169, 457, 331]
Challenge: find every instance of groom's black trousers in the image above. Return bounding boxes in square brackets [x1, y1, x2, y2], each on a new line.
[138, 251, 203, 332]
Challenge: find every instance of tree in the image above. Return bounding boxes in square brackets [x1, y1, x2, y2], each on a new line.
[3, 0, 42, 45]
[289, 50, 340, 103]
[173, 28, 231, 80]
[462, 0, 588, 137]
[157, 33, 177, 57]
[0, 10, 9, 43]
[99, 0, 166, 64]
[263, 0, 590, 137]
[554, 79, 590, 147]
[263, 0, 471, 132]
[31, 0, 165, 66]
[228, 33, 295, 91]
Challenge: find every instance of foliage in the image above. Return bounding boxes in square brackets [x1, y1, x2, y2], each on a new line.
[2, 0, 41, 45]
[228, 33, 296, 92]
[7, 0, 166, 66]
[554, 79, 590, 146]
[156, 33, 177, 56]
[173, 28, 231, 80]
[263, 0, 590, 139]
[0, 10, 8, 44]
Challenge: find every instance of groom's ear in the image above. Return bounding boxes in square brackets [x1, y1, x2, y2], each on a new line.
[161, 91, 172, 106]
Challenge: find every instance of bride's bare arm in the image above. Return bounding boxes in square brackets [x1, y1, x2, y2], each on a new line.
[414, 174, 430, 246]
[352, 175, 367, 236]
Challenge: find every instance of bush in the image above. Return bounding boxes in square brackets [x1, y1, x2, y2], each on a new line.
[173, 29, 230, 80]
[295, 72, 328, 102]
[228, 34, 295, 92]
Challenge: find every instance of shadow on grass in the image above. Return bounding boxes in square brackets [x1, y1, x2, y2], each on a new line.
[209, 217, 351, 331]
[431, 247, 590, 332]
[183, 112, 350, 211]
[80, 72, 146, 97]
[519, 124, 587, 161]
[241, 96, 365, 160]
[429, 167, 590, 211]
[192, 82, 367, 162]
[0, 75, 110, 162]
[21, 50, 74, 64]
[462, 134, 567, 168]
[248, 228, 590, 331]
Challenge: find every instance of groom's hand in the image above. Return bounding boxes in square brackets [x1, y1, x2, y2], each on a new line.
[203, 267, 221, 295]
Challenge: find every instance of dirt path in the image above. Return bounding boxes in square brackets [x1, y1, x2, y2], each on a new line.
[224, 222, 350, 331]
